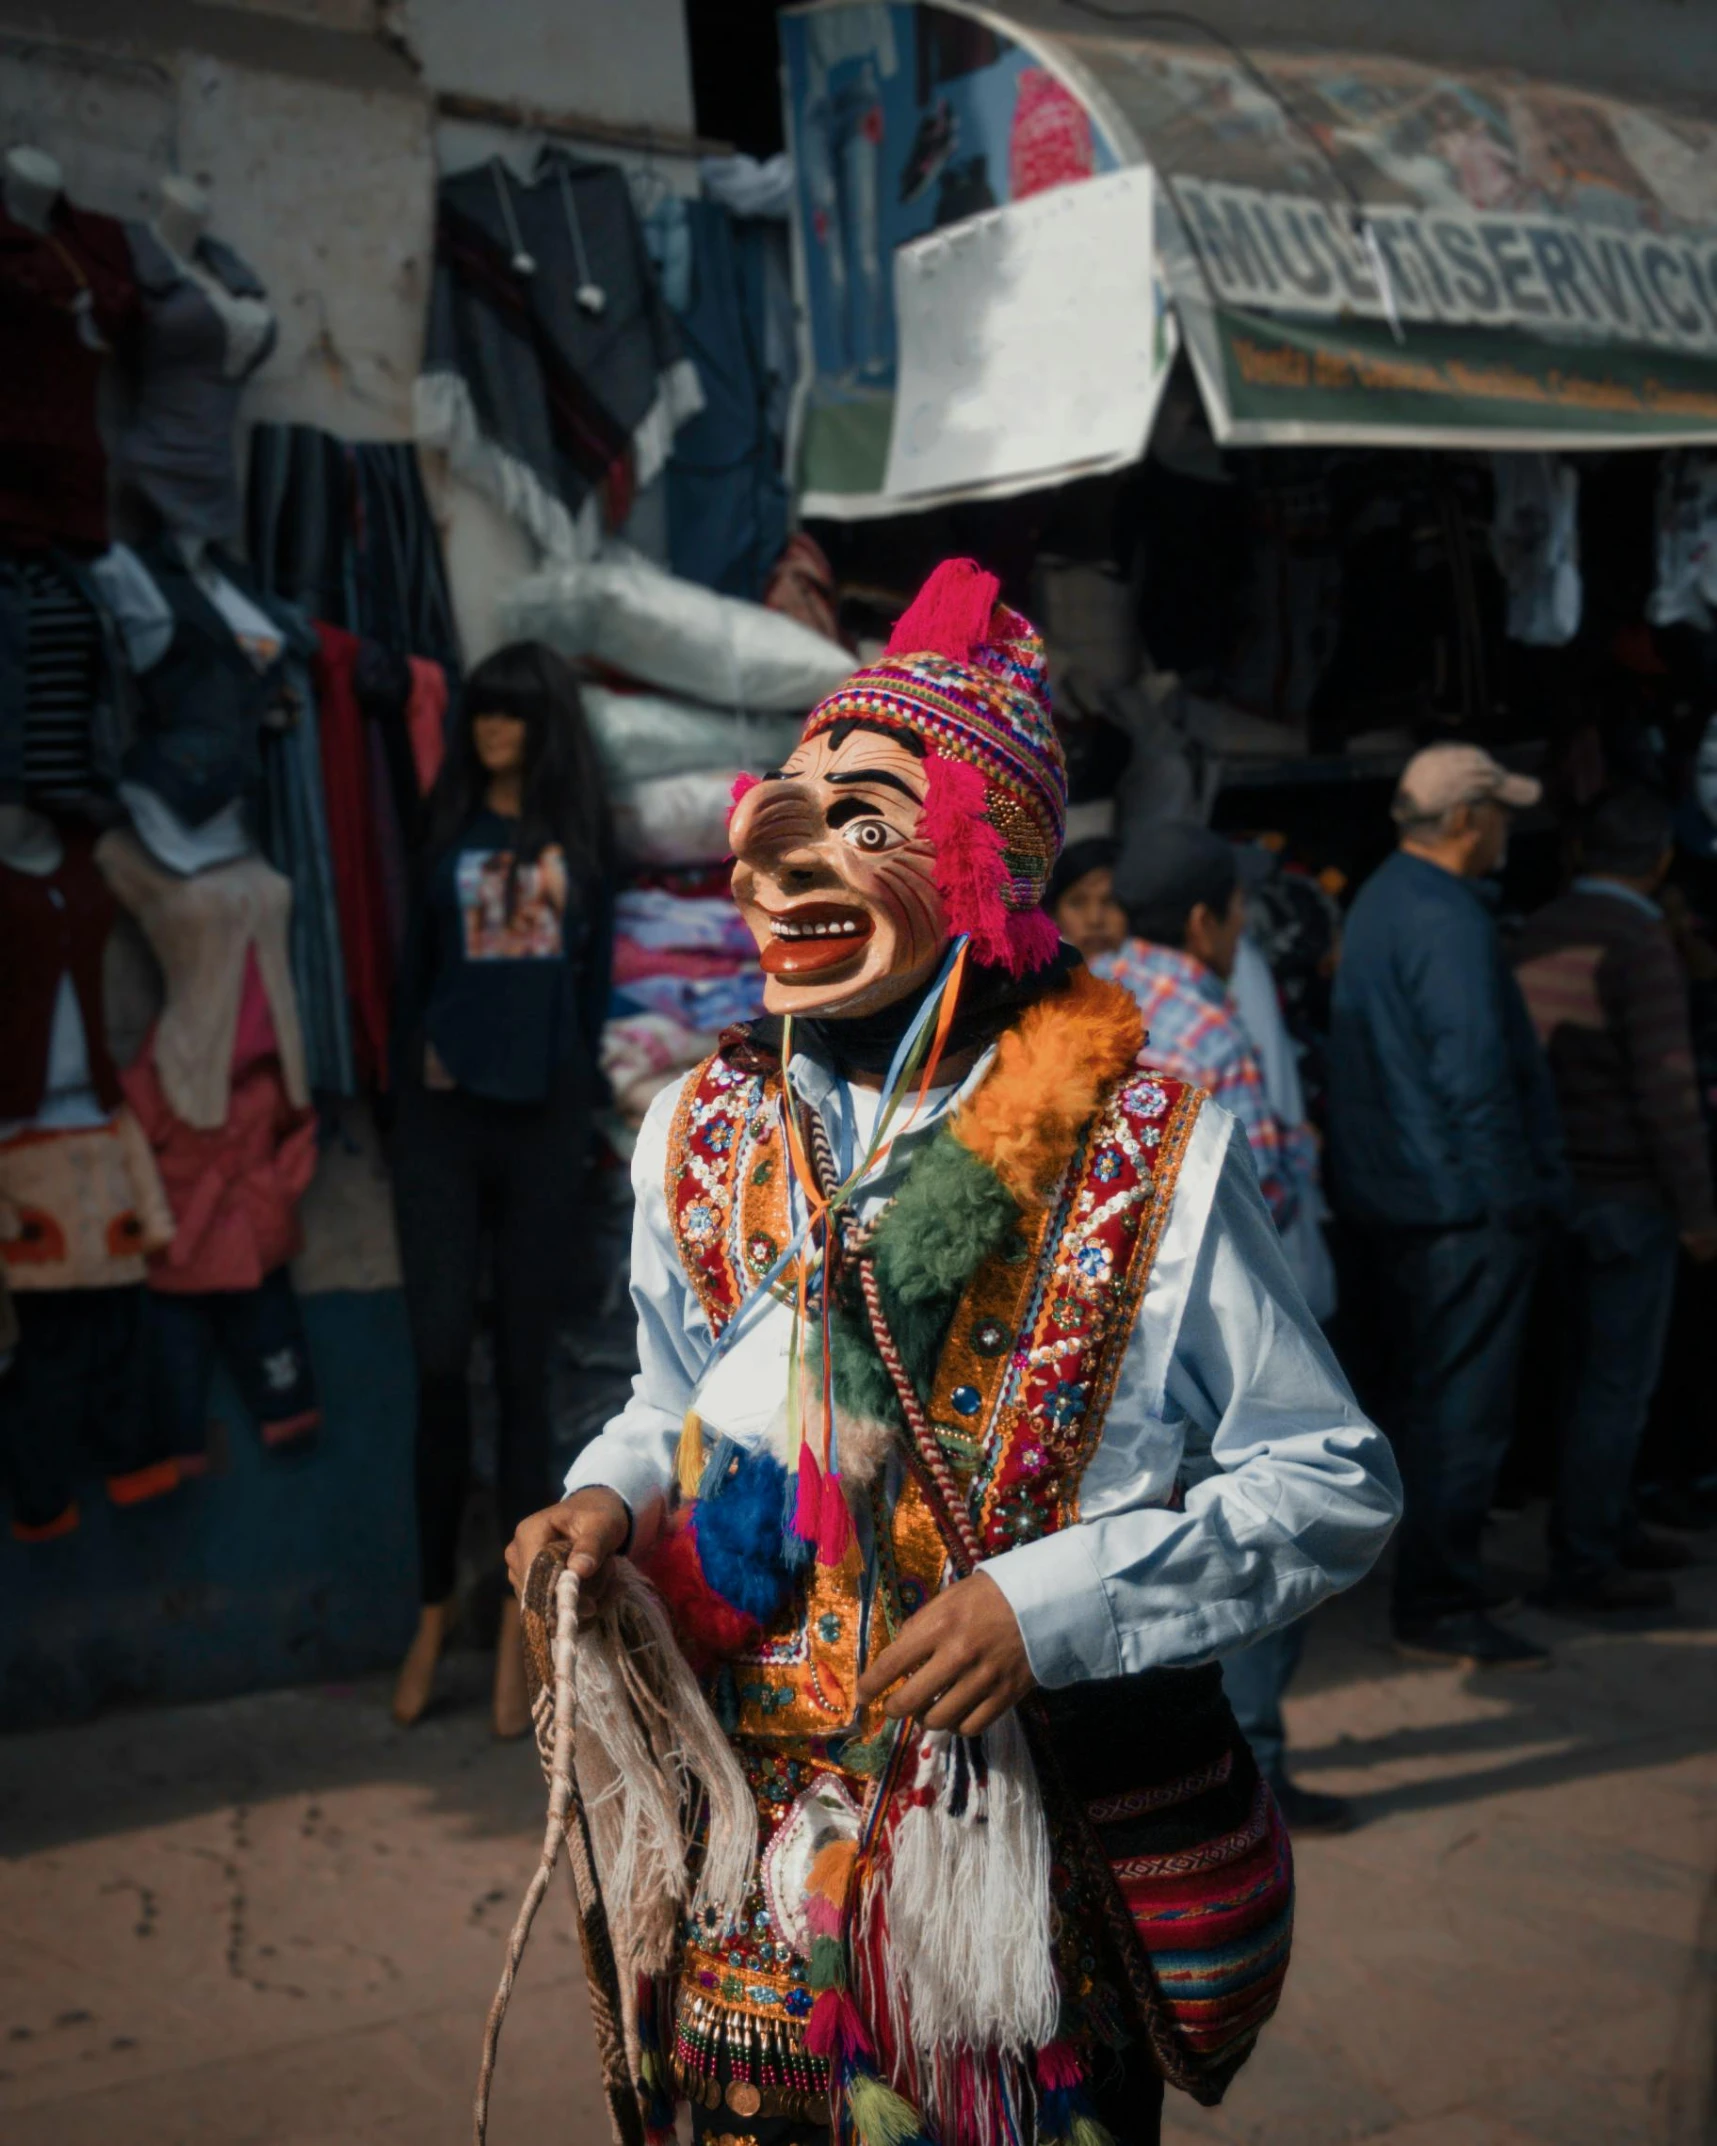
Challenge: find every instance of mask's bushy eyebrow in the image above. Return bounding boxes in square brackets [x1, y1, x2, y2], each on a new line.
[826, 767, 922, 802]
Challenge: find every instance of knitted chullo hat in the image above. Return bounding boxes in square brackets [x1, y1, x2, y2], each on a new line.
[799, 557, 1066, 975]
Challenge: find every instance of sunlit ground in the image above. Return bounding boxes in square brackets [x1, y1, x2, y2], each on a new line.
[1, 1503, 1712, 2146]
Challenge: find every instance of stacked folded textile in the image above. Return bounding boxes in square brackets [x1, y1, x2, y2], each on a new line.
[603, 882, 765, 1125]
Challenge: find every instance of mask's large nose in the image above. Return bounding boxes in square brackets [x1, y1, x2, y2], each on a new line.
[729, 777, 827, 882]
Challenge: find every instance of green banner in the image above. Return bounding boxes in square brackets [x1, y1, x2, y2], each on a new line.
[1206, 305, 1717, 444]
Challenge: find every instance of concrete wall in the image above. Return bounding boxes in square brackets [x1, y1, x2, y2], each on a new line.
[402, 0, 696, 132]
[0, 2, 433, 440]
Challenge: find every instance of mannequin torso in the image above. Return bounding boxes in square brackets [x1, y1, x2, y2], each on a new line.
[2, 147, 62, 235]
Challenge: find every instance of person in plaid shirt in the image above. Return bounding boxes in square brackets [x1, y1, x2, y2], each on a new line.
[1098, 820, 1346, 1833]
[1096, 825, 1315, 1230]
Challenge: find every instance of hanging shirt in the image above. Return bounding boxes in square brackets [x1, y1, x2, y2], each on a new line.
[418, 808, 606, 1104]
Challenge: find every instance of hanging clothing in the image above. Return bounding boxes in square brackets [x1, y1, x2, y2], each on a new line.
[16, 556, 100, 802]
[418, 150, 701, 563]
[404, 656, 449, 795]
[0, 1115, 173, 1293]
[244, 425, 463, 676]
[117, 538, 290, 826]
[312, 622, 394, 1088]
[1, 1286, 177, 1539]
[0, 831, 123, 1124]
[0, 548, 136, 806]
[1491, 454, 1582, 647]
[95, 828, 310, 1131]
[121, 1032, 318, 1296]
[0, 198, 138, 552]
[1647, 451, 1717, 633]
[148, 1263, 320, 1459]
[252, 592, 354, 1096]
[117, 224, 276, 543]
[662, 198, 791, 600]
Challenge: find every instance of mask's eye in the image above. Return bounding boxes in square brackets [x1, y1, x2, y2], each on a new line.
[839, 818, 904, 854]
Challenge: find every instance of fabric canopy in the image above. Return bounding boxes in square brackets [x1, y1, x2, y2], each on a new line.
[781, 0, 1717, 504]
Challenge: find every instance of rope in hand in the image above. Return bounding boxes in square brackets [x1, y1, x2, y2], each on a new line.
[474, 1561, 580, 2145]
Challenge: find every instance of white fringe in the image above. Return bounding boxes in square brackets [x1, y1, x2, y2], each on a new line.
[416, 369, 593, 564]
[875, 1713, 1060, 2060]
[569, 1562, 756, 1987]
[415, 358, 702, 567]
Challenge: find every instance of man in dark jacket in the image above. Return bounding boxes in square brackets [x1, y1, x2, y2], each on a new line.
[1514, 787, 1717, 1612]
[1330, 744, 1566, 1667]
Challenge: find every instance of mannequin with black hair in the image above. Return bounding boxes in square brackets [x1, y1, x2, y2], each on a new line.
[391, 641, 614, 1736]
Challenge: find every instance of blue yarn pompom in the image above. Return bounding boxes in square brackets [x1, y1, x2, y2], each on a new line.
[692, 1449, 795, 1625]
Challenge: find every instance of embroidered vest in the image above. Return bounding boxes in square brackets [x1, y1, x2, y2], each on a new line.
[664, 1043, 1203, 1743]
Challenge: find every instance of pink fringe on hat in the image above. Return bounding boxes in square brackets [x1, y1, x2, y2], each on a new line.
[920, 754, 1058, 976]
[885, 557, 1001, 663]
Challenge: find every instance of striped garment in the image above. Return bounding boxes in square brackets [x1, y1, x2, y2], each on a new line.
[1094, 939, 1311, 1227]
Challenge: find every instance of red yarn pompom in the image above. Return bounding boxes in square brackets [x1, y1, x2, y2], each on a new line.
[885, 558, 1001, 664]
[635, 1515, 760, 1674]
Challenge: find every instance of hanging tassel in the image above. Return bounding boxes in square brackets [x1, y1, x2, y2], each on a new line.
[844, 2067, 937, 2146]
[805, 1986, 872, 2063]
[695, 1432, 742, 1504]
[815, 1468, 855, 1567]
[1033, 2040, 1117, 2146]
[793, 1441, 823, 1545]
[674, 1408, 704, 1501]
[805, 1838, 859, 1936]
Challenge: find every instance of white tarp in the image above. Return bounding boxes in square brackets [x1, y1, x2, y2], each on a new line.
[881, 167, 1174, 507]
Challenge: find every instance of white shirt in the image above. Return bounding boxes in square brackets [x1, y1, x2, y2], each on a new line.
[565, 1047, 1401, 1689]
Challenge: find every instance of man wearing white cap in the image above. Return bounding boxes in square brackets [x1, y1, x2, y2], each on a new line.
[1329, 743, 1567, 1669]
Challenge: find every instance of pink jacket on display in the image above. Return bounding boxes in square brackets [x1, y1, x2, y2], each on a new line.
[121, 1049, 317, 1295]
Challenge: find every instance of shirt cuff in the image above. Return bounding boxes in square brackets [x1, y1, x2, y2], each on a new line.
[983, 1525, 1122, 1689]
[562, 1439, 669, 1533]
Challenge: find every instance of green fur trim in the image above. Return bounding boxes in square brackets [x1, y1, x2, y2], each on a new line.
[829, 1128, 1021, 1426]
[830, 1304, 903, 1430]
[873, 1129, 1019, 1302]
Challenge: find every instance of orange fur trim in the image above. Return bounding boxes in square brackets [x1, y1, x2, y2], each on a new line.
[807, 1838, 860, 1906]
[952, 968, 1144, 1208]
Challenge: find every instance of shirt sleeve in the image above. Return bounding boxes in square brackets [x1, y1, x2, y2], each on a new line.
[983, 1111, 1402, 1687]
[562, 1076, 710, 1544]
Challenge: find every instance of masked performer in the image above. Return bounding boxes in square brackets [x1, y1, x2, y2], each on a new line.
[507, 561, 1401, 2146]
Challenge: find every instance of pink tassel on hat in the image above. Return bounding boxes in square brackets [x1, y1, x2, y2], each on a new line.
[885, 558, 1001, 663]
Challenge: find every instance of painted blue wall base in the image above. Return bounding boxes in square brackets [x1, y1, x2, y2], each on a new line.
[0, 1290, 419, 1730]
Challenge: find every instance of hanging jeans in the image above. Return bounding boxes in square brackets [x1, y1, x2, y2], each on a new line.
[391, 1072, 592, 1603]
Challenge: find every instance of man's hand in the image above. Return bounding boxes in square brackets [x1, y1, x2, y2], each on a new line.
[855, 1570, 1035, 1736]
[1682, 1228, 1717, 1264]
[504, 1487, 631, 1611]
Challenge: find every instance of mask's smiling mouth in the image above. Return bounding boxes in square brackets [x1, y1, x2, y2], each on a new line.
[758, 901, 875, 976]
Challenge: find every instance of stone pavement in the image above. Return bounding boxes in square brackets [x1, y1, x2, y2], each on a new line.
[1, 1507, 1712, 2146]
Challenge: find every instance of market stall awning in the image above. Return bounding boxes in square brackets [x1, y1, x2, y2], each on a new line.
[780, 1, 1717, 513]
